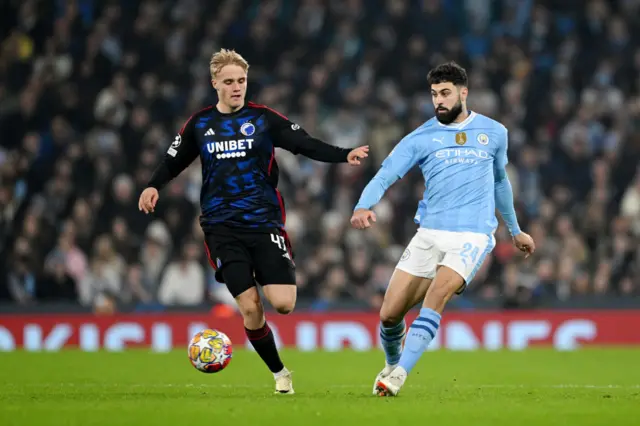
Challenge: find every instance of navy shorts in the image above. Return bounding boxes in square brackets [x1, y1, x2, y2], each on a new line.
[204, 225, 295, 297]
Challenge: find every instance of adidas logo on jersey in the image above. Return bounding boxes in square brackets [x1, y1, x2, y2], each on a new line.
[205, 128, 215, 136]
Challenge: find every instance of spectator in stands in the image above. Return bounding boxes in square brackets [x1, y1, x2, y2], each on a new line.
[37, 253, 78, 302]
[139, 220, 172, 301]
[7, 237, 37, 305]
[158, 240, 205, 306]
[621, 172, 640, 236]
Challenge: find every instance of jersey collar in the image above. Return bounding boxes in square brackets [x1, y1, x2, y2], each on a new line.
[436, 111, 477, 130]
[215, 103, 248, 116]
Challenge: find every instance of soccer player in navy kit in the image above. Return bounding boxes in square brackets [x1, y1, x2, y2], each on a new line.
[139, 49, 369, 393]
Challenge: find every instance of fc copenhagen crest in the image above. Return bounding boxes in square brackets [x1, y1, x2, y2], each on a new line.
[240, 122, 255, 136]
[455, 132, 467, 145]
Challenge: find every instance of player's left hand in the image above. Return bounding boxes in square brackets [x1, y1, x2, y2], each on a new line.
[347, 145, 369, 165]
[350, 208, 376, 229]
[513, 232, 535, 258]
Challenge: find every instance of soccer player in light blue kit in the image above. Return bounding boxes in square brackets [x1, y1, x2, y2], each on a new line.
[350, 62, 536, 396]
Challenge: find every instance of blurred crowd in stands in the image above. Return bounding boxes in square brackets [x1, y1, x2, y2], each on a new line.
[1, 0, 639, 312]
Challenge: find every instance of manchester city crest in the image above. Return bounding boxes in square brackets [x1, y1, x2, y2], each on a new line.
[401, 248, 411, 261]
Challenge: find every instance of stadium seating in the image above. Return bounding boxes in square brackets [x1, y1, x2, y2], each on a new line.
[1, 0, 638, 311]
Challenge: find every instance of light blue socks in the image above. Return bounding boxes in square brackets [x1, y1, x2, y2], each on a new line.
[398, 307, 441, 373]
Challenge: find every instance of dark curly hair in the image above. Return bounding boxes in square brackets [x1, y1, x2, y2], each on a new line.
[427, 61, 468, 87]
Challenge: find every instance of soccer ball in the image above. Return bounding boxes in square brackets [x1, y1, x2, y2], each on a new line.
[188, 329, 233, 373]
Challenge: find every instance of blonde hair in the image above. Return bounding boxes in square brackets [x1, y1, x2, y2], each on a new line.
[209, 49, 249, 79]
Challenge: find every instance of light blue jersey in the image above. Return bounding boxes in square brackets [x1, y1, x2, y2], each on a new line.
[355, 112, 520, 236]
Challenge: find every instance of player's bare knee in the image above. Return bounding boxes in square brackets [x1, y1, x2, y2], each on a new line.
[379, 306, 403, 328]
[274, 302, 295, 315]
[235, 289, 264, 323]
[272, 294, 296, 315]
[379, 270, 426, 327]
[263, 284, 296, 315]
[238, 300, 263, 321]
[269, 292, 296, 314]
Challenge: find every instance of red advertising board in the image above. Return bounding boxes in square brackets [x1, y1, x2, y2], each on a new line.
[0, 311, 638, 352]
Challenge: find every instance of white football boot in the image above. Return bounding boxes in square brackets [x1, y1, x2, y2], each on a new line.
[374, 367, 408, 397]
[371, 363, 397, 395]
[274, 368, 295, 394]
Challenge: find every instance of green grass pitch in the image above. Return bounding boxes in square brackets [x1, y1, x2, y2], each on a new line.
[1, 349, 639, 425]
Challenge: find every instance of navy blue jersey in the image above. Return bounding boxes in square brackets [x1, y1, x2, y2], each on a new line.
[149, 102, 351, 232]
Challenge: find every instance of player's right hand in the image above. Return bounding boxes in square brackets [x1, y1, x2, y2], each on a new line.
[350, 208, 376, 229]
[347, 145, 370, 166]
[138, 187, 159, 214]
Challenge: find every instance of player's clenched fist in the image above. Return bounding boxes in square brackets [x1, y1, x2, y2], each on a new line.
[347, 145, 370, 165]
[513, 232, 536, 258]
[138, 187, 159, 214]
[350, 208, 377, 229]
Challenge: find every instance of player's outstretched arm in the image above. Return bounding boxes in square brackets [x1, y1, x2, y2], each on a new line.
[140, 119, 199, 214]
[351, 136, 418, 229]
[263, 106, 368, 164]
[494, 128, 535, 257]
